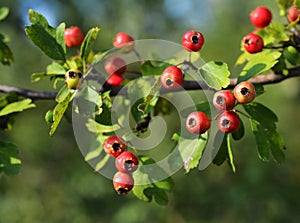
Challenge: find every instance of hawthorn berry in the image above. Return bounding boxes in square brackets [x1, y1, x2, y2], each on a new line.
[64, 69, 83, 90]
[106, 73, 124, 86]
[288, 5, 300, 23]
[115, 151, 139, 173]
[113, 171, 134, 194]
[213, 90, 236, 111]
[104, 56, 126, 76]
[250, 6, 272, 29]
[234, 81, 256, 104]
[64, 26, 85, 48]
[218, 111, 240, 133]
[103, 136, 127, 157]
[243, 33, 264, 54]
[182, 30, 205, 52]
[113, 32, 134, 52]
[160, 66, 183, 90]
[186, 111, 211, 134]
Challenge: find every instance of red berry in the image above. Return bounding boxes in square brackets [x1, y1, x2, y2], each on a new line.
[103, 136, 127, 157]
[104, 56, 126, 76]
[113, 32, 134, 52]
[113, 172, 134, 194]
[107, 73, 124, 86]
[160, 66, 183, 90]
[64, 26, 85, 48]
[186, 111, 211, 134]
[182, 30, 205, 52]
[288, 5, 300, 23]
[250, 6, 272, 28]
[218, 111, 240, 133]
[233, 81, 256, 104]
[213, 90, 236, 111]
[243, 33, 264, 54]
[115, 151, 139, 173]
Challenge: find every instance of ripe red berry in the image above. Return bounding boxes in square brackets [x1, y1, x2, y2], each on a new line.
[64, 26, 85, 48]
[288, 5, 300, 23]
[182, 30, 205, 52]
[243, 33, 264, 54]
[113, 32, 134, 52]
[104, 56, 126, 76]
[186, 111, 211, 134]
[160, 66, 183, 90]
[113, 171, 134, 194]
[107, 73, 124, 86]
[213, 90, 236, 111]
[250, 6, 272, 28]
[218, 111, 240, 133]
[103, 136, 127, 157]
[115, 151, 139, 173]
[233, 81, 256, 104]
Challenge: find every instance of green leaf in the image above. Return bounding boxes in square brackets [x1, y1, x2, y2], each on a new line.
[0, 141, 21, 176]
[276, 0, 293, 15]
[140, 61, 172, 76]
[28, 9, 49, 27]
[267, 130, 286, 163]
[45, 110, 54, 124]
[56, 85, 69, 103]
[180, 101, 211, 118]
[198, 61, 230, 90]
[95, 154, 110, 171]
[238, 50, 281, 83]
[226, 134, 236, 173]
[0, 39, 13, 65]
[0, 7, 9, 21]
[85, 147, 103, 161]
[283, 46, 299, 65]
[231, 116, 245, 140]
[25, 24, 66, 61]
[0, 99, 35, 116]
[295, 0, 300, 9]
[80, 27, 100, 66]
[50, 92, 74, 136]
[256, 23, 289, 46]
[47, 62, 67, 75]
[55, 23, 66, 54]
[86, 119, 120, 133]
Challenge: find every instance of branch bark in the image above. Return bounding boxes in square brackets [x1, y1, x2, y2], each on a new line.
[0, 67, 300, 99]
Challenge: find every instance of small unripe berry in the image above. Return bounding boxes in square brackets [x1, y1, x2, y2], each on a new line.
[113, 32, 134, 52]
[288, 5, 300, 23]
[218, 111, 240, 133]
[250, 6, 272, 28]
[160, 66, 183, 90]
[64, 69, 83, 90]
[113, 172, 134, 194]
[213, 90, 236, 111]
[115, 151, 139, 173]
[64, 26, 85, 48]
[234, 81, 256, 104]
[243, 33, 264, 54]
[104, 56, 126, 76]
[182, 30, 205, 52]
[103, 136, 127, 157]
[186, 111, 211, 134]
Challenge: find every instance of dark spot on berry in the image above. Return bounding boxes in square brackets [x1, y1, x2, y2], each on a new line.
[244, 37, 251, 45]
[221, 119, 230, 128]
[240, 87, 249, 96]
[68, 71, 76, 78]
[117, 188, 128, 194]
[78, 72, 83, 78]
[112, 143, 121, 152]
[166, 79, 173, 86]
[216, 96, 225, 106]
[124, 160, 134, 170]
[188, 117, 197, 128]
[192, 34, 199, 44]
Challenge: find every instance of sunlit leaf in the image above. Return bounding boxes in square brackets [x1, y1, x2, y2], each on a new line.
[0, 99, 35, 116]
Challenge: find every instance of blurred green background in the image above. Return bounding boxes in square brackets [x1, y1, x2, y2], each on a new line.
[0, 0, 300, 222]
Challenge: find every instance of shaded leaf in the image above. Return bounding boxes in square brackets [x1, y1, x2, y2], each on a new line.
[180, 101, 211, 118]
[0, 141, 21, 176]
[0, 39, 13, 65]
[140, 61, 172, 76]
[86, 119, 120, 133]
[198, 61, 230, 90]
[232, 116, 245, 140]
[0, 99, 35, 116]
[0, 7, 9, 21]
[80, 27, 100, 65]
[95, 154, 110, 171]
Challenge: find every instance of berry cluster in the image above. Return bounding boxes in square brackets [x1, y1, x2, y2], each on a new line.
[103, 136, 139, 194]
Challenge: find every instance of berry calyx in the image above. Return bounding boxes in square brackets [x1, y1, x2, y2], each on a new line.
[103, 136, 127, 157]
[64, 26, 85, 48]
[113, 32, 134, 52]
[213, 90, 236, 111]
[104, 56, 126, 76]
[107, 73, 124, 86]
[160, 66, 183, 90]
[113, 172, 134, 194]
[218, 111, 240, 133]
[64, 69, 83, 90]
[243, 33, 264, 54]
[182, 30, 205, 52]
[186, 111, 211, 134]
[115, 151, 139, 173]
[250, 6, 272, 29]
[233, 81, 256, 104]
[288, 5, 300, 23]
